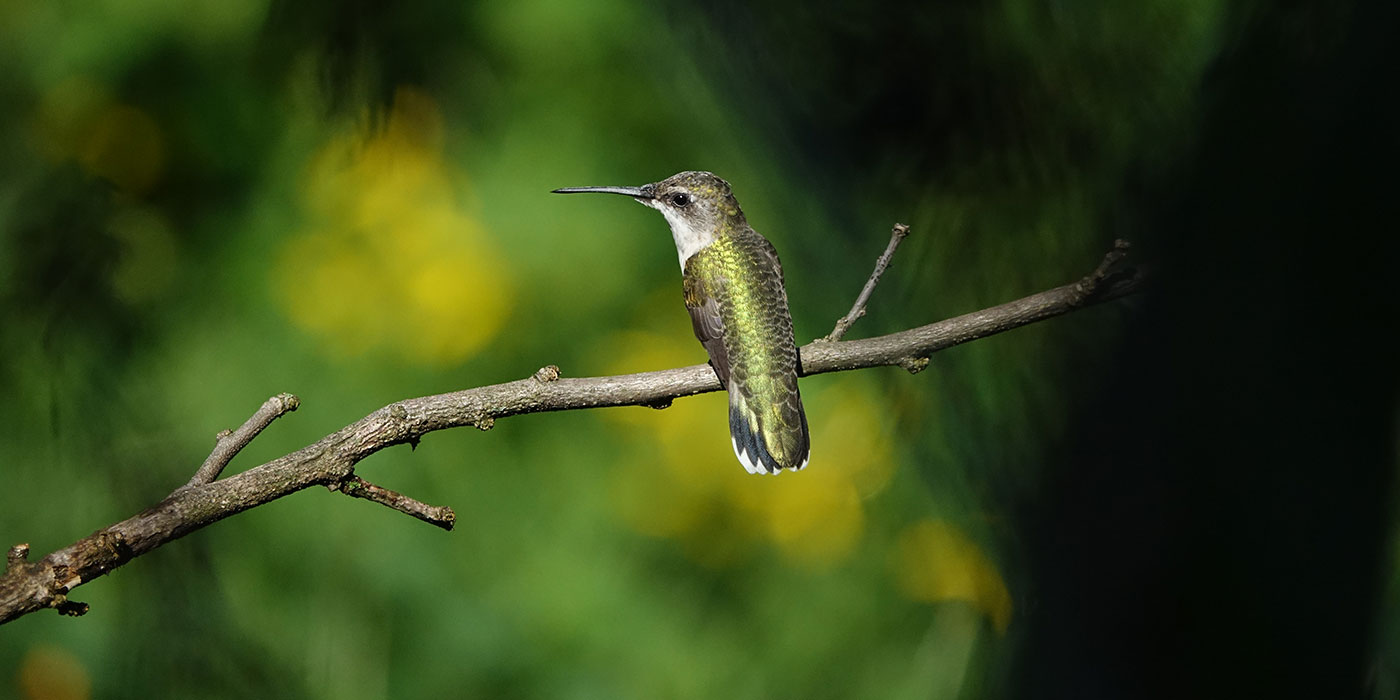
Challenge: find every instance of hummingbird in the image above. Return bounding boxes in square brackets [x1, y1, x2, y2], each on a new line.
[554, 171, 810, 474]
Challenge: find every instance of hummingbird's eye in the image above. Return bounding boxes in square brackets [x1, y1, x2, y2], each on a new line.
[670, 193, 691, 207]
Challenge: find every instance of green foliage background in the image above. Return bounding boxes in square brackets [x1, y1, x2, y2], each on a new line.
[1, 2, 1395, 699]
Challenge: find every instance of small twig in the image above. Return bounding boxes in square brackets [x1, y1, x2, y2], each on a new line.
[822, 223, 911, 342]
[332, 476, 456, 531]
[187, 393, 301, 486]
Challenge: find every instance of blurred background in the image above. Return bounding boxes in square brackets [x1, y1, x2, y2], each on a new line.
[1, 1, 1396, 698]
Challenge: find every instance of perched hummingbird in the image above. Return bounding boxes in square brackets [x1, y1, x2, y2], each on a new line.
[554, 171, 810, 474]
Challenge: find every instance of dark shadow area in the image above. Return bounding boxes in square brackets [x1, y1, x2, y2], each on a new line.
[1013, 2, 1399, 698]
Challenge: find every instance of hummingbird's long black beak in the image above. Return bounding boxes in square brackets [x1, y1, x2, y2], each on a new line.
[551, 185, 653, 199]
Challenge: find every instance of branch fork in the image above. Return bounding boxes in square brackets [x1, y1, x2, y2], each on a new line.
[188, 393, 300, 486]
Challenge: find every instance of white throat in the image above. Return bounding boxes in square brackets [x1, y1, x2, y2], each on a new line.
[652, 203, 717, 268]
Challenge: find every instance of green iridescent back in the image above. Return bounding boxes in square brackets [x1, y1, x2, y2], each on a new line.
[684, 225, 809, 471]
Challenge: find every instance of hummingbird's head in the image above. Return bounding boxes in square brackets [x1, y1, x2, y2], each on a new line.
[554, 170, 747, 267]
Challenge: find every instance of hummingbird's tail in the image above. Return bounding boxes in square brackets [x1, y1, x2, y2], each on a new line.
[728, 392, 810, 474]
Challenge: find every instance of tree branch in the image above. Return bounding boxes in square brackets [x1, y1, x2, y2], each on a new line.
[822, 223, 911, 342]
[0, 241, 1145, 625]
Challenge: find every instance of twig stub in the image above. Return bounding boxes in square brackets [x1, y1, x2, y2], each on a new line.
[54, 599, 89, 617]
[5, 544, 29, 571]
[1070, 239, 1133, 304]
[898, 357, 931, 374]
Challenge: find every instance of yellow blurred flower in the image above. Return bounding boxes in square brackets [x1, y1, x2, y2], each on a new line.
[756, 469, 863, 569]
[894, 518, 1013, 633]
[276, 86, 513, 365]
[600, 313, 896, 570]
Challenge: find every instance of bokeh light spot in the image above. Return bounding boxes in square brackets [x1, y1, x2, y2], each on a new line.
[895, 519, 1013, 633]
[17, 645, 90, 700]
[32, 77, 165, 193]
[276, 86, 512, 365]
[78, 103, 165, 193]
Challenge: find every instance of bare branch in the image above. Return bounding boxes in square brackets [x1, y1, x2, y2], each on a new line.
[822, 223, 911, 342]
[331, 476, 456, 531]
[187, 393, 301, 486]
[0, 242, 1146, 625]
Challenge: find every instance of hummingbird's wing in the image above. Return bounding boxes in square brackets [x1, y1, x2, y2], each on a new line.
[685, 233, 809, 474]
[683, 274, 731, 385]
[742, 238, 810, 472]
